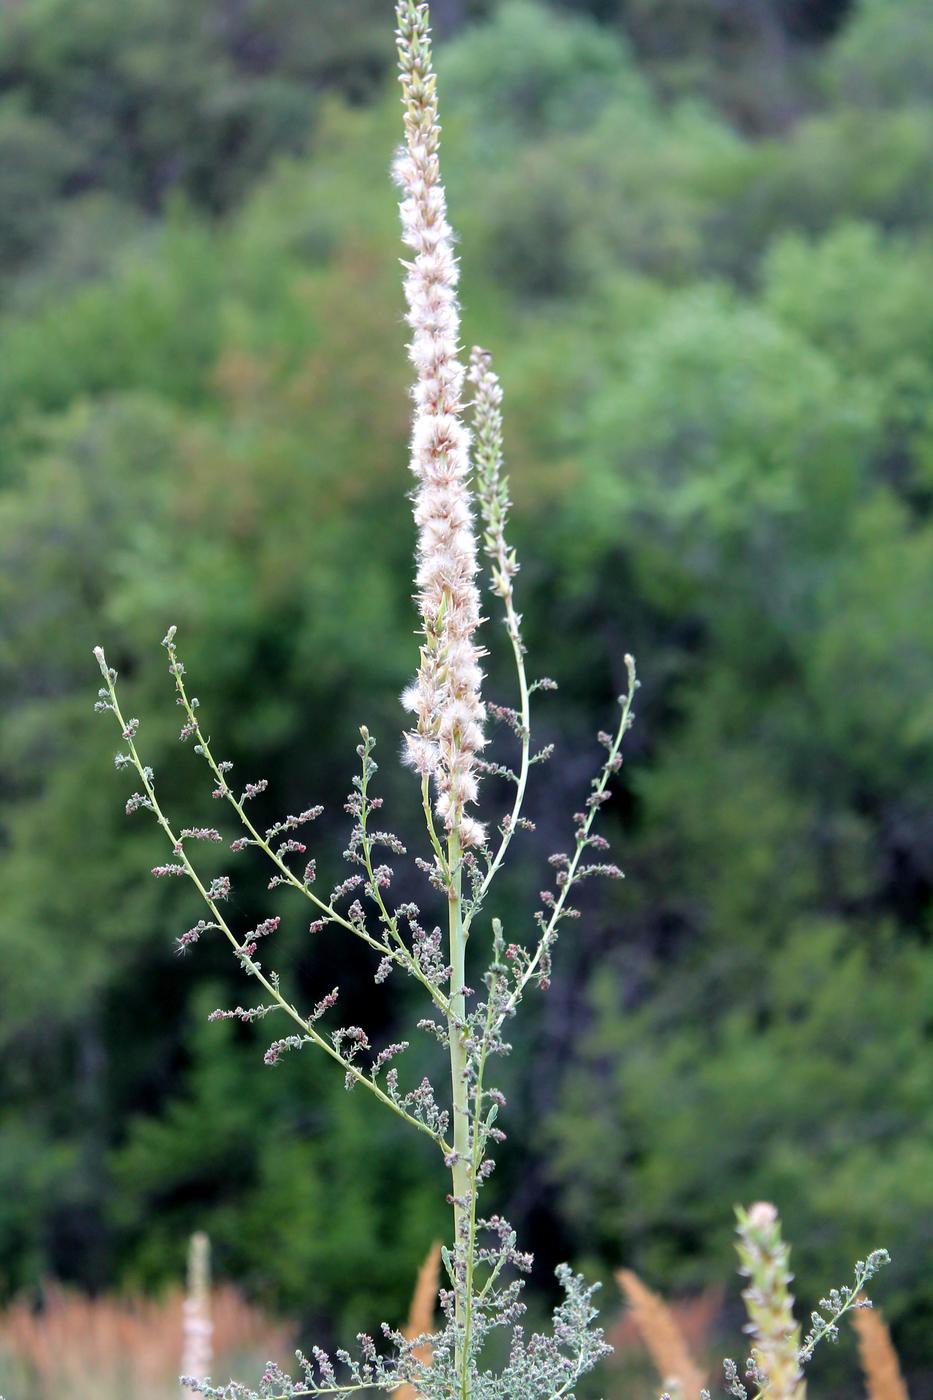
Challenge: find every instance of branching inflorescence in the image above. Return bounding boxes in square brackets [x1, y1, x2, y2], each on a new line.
[91, 6, 889, 1400]
[723, 1205, 890, 1400]
[93, 5, 632, 1398]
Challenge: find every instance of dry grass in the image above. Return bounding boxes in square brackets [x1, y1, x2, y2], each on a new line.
[852, 1307, 910, 1400]
[609, 1281, 721, 1360]
[614, 1269, 710, 1400]
[0, 1282, 295, 1400]
[396, 1242, 442, 1400]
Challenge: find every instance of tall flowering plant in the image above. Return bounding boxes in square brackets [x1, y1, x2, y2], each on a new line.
[92, 6, 890, 1400]
[94, 6, 632, 1395]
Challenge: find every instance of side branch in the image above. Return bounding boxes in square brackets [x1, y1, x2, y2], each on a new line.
[163, 630, 450, 1019]
[464, 347, 532, 934]
[93, 647, 450, 1155]
[501, 653, 638, 1026]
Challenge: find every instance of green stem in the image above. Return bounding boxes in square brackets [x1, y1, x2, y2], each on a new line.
[446, 828, 471, 1392]
[460, 983, 495, 1396]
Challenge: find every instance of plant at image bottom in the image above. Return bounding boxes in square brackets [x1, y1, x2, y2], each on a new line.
[615, 1205, 891, 1400]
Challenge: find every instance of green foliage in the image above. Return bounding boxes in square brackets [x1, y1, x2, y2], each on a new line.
[0, 0, 406, 298]
[549, 927, 933, 1357]
[825, 0, 933, 108]
[763, 223, 933, 453]
[1, 0, 303, 210]
[0, 96, 79, 273]
[112, 1001, 445, 1331]
[0, 0, 930, 1387]
[440, 1, 648, 143]
[566, 285, 878, 575]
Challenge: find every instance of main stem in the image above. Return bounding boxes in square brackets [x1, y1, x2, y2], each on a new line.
[447, 829, 471, 1391]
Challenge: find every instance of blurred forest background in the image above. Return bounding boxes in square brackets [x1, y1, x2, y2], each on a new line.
[0, 0, 931, 1394]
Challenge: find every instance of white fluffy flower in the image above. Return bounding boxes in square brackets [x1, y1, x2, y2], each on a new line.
[395, 4, 486, 847]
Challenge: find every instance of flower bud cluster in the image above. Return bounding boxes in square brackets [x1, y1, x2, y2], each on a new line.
[735, 1202, 804, 1400]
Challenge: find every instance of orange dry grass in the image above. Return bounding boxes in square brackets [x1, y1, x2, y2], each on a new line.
[396, 1242, 442, 1400]
[0, 1283, 295, 1400]
[852, 1308, 910, 1400]
[615, 1269, 709, 1400]
[609, 1282, 721, 1359]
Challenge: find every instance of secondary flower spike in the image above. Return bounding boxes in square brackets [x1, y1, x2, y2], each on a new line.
[394, 0, 486, 849]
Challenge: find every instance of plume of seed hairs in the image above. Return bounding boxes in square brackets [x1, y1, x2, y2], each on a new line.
[396, 1241, 442, 1400]
[852, 1308, 909, 1400]
[0, 1282, 295, 1400]
[616, 1269, 708, 1400]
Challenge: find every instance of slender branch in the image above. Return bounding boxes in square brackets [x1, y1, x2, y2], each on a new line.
[798, 1250, 891, 1363]
[463, 604, 530, 937]
[547, 1365, 592, 1400]
[94, 649, 449, 1155]
[499, 654, 637, 1028]
[289, 1385, 405, 1399]
[473, 1251, 508, 1311]
[272, 1382, 409, 1400]
[355, 730, 452, 1016]
[164, 632, 450, 1018]
[422, 774, 451, 883]
[357, 752, 404, 952]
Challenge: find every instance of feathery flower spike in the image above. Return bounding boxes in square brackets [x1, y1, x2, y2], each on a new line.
[394, 1, 486, 848]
